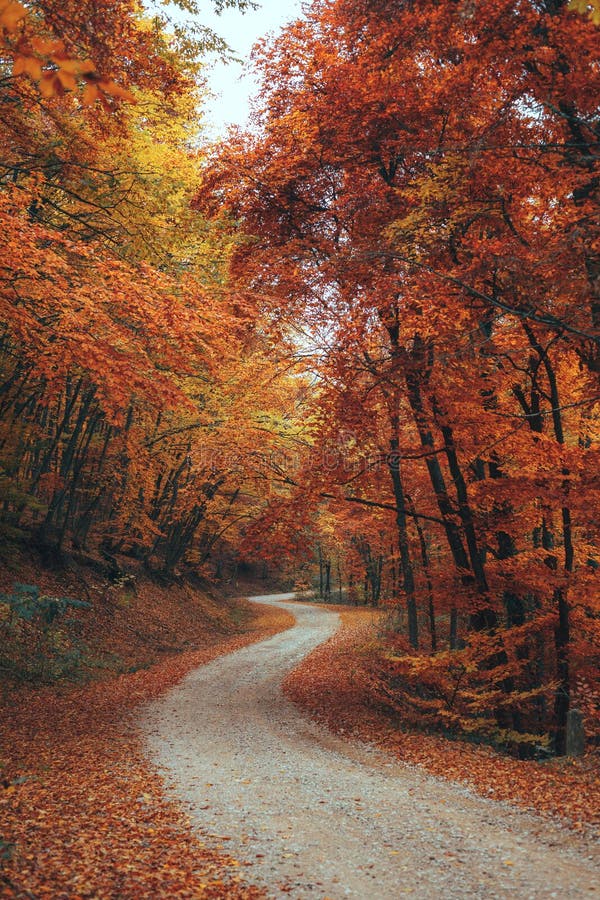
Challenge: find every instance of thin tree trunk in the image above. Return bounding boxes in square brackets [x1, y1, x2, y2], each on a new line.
[388, 430, 418, 648]
[407, 493, 437, 651]
[522, 323, 574, 755]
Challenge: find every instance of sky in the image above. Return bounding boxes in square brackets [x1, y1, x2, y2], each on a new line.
[196, 0, 304, 137]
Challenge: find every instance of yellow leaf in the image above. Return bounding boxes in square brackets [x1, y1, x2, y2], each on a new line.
[569, 0, 600, 22]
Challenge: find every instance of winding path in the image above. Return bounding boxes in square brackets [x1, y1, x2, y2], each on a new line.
[141, 594, 600, 898]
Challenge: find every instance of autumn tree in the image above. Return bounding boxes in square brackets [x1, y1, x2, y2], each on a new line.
[198, 0, 600, 754]
[0, 0, 311, 585]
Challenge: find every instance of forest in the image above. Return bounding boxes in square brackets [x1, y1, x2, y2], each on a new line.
[0, 0, 599, 894]
[0, 0, 600, 898]
[198, 0, 600, 759]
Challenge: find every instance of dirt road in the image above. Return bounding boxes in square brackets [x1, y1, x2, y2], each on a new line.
[141, 595, 600, 898]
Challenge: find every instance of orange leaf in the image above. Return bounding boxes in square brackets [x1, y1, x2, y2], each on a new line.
[56, 68, 77, 91]
[98, 79, 136, 103]
[38, 74, 57, 98]
[12, 55, 43, 79]
[0, 0, 27, 33]
[81, 83, 100, 105]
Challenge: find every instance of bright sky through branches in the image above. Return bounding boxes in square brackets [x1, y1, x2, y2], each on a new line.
[199, 0, 303, 137]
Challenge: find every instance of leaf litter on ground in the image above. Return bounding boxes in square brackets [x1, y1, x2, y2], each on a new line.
[0, 601, 295, 899]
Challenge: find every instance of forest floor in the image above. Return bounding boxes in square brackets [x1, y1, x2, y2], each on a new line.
[142, 595, 600, 899]
[0, 562, 293, 899]
[2, 581, 599, 899]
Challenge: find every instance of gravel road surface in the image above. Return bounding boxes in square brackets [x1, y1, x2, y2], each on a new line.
[141, 594, 600, 898]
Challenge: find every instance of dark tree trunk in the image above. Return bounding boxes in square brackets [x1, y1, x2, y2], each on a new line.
[388, 432, 418, 649]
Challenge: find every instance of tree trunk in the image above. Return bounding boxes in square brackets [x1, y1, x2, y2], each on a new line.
[522, 323, 574, 755]
[388, 431, 418, 648]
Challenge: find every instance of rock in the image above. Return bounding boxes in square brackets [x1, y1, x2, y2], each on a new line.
[566, 708, 586, 757]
